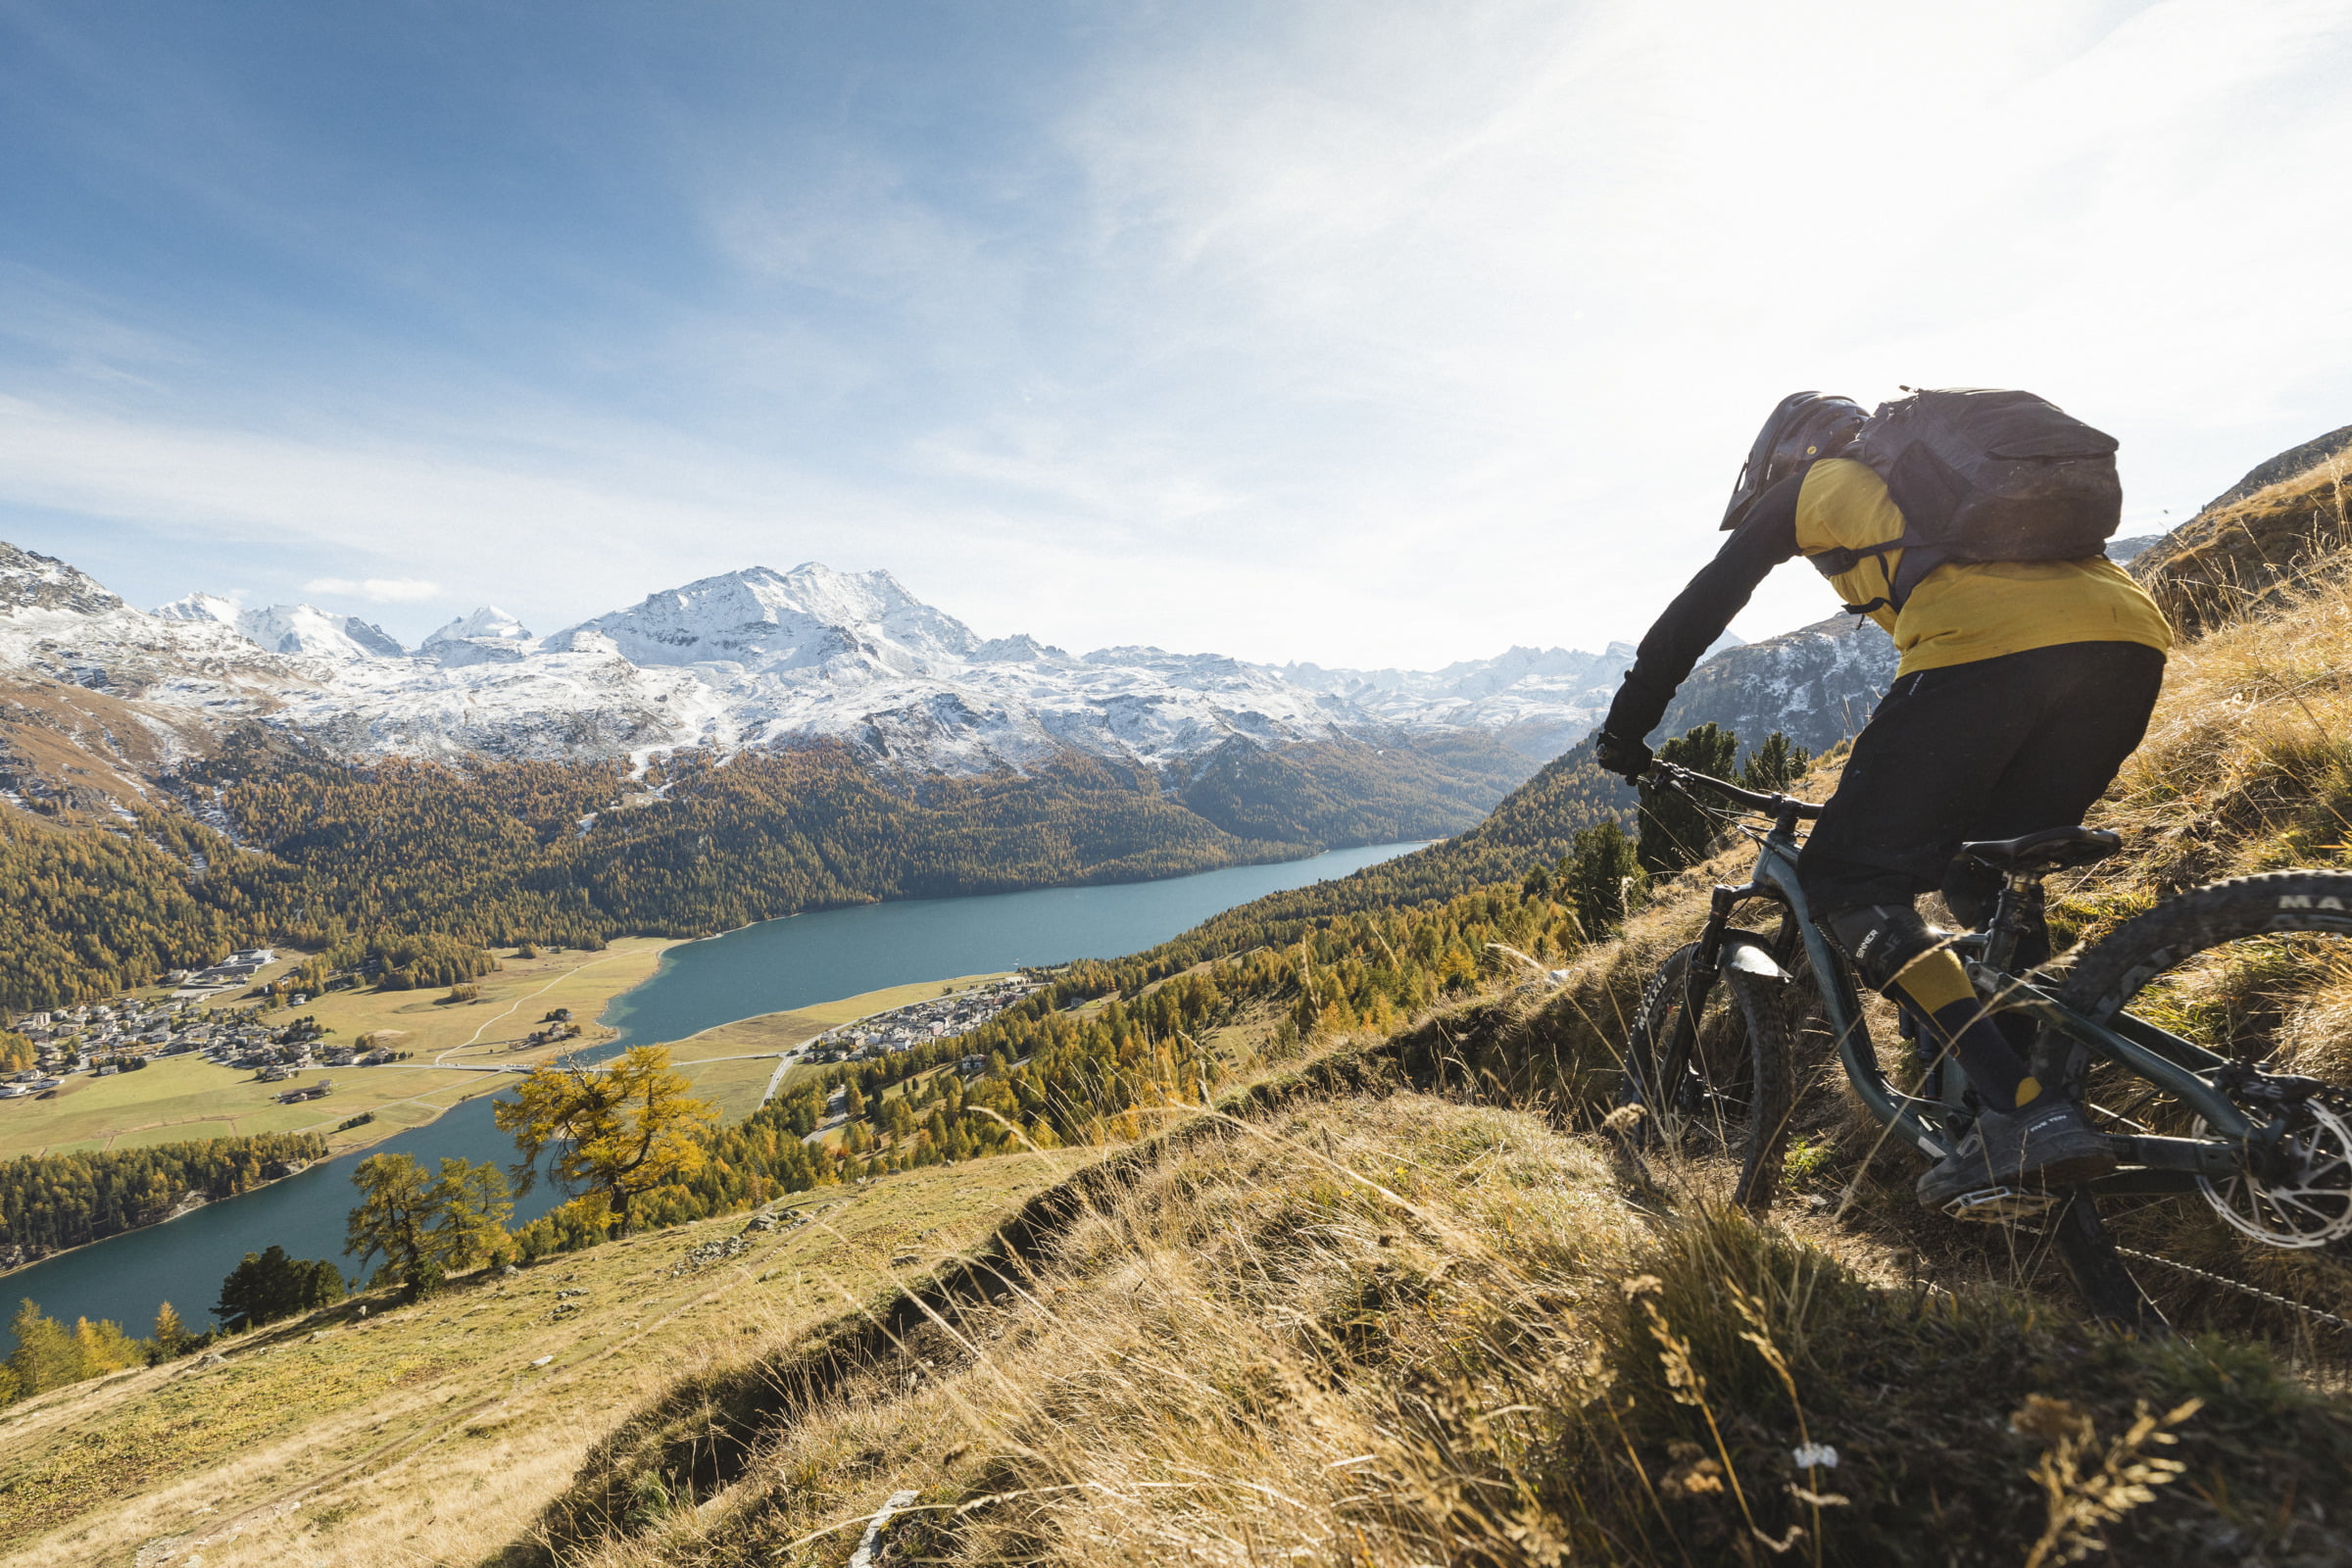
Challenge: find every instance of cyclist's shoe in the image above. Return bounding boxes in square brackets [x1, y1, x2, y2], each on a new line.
[1917, 1100, 2116, 1208]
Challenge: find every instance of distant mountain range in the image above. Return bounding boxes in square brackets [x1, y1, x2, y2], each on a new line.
[0, 546, 1745, 785]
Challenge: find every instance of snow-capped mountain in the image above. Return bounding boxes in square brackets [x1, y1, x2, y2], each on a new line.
[1283, 635, 1745, 759]
[553, 564, 980, 677]
[1659, 614, 1897, 755]
[157, 594, 405, 662]
[0, 544, 294, 706]
[420, 606, 534, 667]
[423, 606, 531, 648]
[0, 544, 1673, 777]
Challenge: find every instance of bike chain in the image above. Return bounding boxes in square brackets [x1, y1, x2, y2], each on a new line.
[2114, 1245, 2352, 1337]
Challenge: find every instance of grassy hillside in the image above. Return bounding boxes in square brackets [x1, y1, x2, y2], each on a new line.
[2132, 423, 2352, 635]
[0, 1153, 1086, 1566]
[499, 1089, 2350, 1567]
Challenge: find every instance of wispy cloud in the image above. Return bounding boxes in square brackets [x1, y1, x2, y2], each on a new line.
[301, 576, 442, 603]
[0, 1, 2347, 665]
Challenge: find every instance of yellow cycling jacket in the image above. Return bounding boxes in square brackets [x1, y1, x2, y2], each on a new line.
[1797, 458, 2173, 676]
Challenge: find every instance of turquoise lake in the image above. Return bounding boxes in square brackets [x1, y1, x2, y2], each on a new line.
[1, 842, 1421, 1348]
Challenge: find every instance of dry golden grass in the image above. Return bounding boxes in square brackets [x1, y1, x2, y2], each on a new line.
[2088, 566, 2352, 899]
[2134, 442, 2352, 637]
[507, 1092, 2352, 1568]
[534, 1095, 1642, 1567]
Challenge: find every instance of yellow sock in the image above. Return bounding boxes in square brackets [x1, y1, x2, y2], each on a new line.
[1888, 949, 1973, 1013]
[1889, 949, 2039, 1112]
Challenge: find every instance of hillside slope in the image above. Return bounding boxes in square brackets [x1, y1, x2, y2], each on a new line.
[0, 1156, 1087, 1567]
[470, 465, 2352, 1566]
[14, 427, 2352, 1566]
[489, 1082, 2351, 1568]
[2132, 422, 2352, 634]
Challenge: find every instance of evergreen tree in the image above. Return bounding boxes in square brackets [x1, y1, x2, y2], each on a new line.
[1740, 731, 1813, 794]
[1638, 723, 1740, 876]
[73, 1317, 141, 1376]
[215, 1245, 343, 1330]
[1559, 822, 1645, 940]
[345, 1153, 437, 1290]
[0, 1133, 330, 1264]
[426, 1157, 514, 1271]
[493, 1047, 715, 1233]
[148, 1300, 193, 1363]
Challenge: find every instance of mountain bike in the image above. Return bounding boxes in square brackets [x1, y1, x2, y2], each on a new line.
[1619, 760, 2352, 1328]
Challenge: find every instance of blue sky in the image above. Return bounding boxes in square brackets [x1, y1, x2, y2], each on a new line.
[3, 1, 2349, 666]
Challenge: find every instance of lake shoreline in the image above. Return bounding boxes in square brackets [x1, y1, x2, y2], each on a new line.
[662, 835, 1441, 947]
[0, 970, 1028, 1287]
[0, 841, 1429, 1351]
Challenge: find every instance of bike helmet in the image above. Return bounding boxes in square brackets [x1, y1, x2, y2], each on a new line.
[1720, 391, 1867, 530]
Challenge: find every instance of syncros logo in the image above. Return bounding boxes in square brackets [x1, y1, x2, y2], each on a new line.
[2278, 894, 2350, 910]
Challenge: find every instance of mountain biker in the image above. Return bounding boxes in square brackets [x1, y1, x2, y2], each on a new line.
[1592, 390, 2174, 1207]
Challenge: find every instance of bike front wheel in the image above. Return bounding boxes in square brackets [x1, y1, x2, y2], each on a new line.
[1623, 941, 1795, 1212]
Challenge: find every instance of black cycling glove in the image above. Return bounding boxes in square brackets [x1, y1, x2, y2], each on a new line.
[1594, 730, 1653, 782]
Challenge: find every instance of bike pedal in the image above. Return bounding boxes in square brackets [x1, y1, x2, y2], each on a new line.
[1942, 1186, 2060, 1224]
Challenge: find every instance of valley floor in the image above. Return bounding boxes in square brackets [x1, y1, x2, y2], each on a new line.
[0, 942, 679, 1162]
[4, 959, 1026, 1167]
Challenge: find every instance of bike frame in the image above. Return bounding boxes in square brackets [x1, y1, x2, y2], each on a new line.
[1659, 764, 2285, 1193]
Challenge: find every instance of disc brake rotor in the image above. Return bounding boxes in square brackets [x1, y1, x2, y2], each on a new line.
[2195, 1101, 2352, 1250]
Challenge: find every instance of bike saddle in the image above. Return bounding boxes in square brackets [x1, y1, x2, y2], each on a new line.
[1960, 825, 2124, 873]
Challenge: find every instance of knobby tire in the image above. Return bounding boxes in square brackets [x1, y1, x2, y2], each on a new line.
[1624, 942, 1795, 1213]
[2046, 869, 2352, 1328]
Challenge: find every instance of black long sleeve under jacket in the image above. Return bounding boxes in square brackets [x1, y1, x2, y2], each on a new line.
[1601, 471, 1805, 745]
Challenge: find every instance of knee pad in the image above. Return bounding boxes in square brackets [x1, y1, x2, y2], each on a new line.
[1824, 903, 1945, 994]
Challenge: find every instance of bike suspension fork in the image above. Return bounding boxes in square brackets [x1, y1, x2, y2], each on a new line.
[1693, 882, 1763, 976]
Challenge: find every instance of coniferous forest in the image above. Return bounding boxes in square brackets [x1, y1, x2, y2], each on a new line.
[0, 728, 1534, 1010]
[0, 1134, 330, 1270]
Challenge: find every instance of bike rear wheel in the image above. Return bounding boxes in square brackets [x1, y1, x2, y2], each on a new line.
[1623, 941, 1794, 1212]
[2055, 870, 2352, 1250]
[2034, 870, 2352, 1327]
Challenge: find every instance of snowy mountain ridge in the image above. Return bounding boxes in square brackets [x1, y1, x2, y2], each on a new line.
[0, 543, 1657, 774]
[156, 592, 407, 662]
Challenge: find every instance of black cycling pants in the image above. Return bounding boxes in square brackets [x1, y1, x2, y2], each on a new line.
[1797, 640, 2166, 921]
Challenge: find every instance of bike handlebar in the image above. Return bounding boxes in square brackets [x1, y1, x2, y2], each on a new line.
[1642, 760, 1825, 821]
